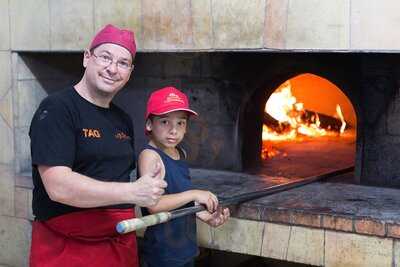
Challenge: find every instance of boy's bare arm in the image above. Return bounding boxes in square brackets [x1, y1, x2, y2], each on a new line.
[138, 149, 218, 213]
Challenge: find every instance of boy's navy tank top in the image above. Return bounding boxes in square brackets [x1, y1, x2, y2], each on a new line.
[140, 145, 198, 267]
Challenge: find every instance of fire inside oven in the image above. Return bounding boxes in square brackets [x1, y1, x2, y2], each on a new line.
[256, 73, 356, 178]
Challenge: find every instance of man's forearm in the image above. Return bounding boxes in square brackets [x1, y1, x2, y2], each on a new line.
[40, 166, 134, 208]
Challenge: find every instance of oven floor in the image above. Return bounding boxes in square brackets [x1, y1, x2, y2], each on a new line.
[255, 134, 356, 179]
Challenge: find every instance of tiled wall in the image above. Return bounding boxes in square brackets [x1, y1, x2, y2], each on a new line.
[2, 0, 400, 52]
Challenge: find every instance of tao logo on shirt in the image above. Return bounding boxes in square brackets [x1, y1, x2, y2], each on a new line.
[82, 128, 101, 138]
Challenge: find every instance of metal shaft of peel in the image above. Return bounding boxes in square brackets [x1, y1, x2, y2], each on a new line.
[116, 166, 353, 234]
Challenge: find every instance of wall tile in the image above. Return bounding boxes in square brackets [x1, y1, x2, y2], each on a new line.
[387, 223, 400, 239]
[212, 218, 264, 256]
[10, 0, 50, 50]
[0, 91, 14, 165]
[325, 230, 392, 267]
[0, 165, 14, 216]
[394, 240, 400, 267]
[291, 211, 321, 228]
[0, 90, 13, 129]
[261, 223, 291, 260]
[286, 0, 350, 49]
[351, 0, 400, 50]
[354, 218, 386, 237]
[15, 187, 30, 219]
[14, 127, 31, 174]
[322, 214, 353, 232]
[212, 0, 265, 49]
[0, 216, 31, 267]
[94, 0, 142, 49]
[15, 80, 47, 128]
[50, 0, 94, 50]
[0, 52, 11, 98]
[141, 0, 194, 50]
[0, 0, 10, 50]
[196, 219, 213, 247]
[191, 0, 213, 49]
[264, 0, 289, 49]
[286, 226, 324, 266]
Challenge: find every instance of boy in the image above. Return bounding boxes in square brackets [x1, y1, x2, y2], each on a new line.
[138, 86, 230, 267]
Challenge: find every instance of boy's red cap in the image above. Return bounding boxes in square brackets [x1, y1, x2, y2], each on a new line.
[145, 86, 198, 120]
[90, 24, 136, 57]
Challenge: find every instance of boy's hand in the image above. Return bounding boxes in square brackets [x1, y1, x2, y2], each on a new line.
[197, 207, 230, 227]
[194, 190, 218, 213]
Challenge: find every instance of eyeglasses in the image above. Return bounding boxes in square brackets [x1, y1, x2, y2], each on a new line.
[92, 53, 133, 71]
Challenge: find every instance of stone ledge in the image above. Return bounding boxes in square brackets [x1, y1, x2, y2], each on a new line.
[235, 206, 397, 239]
[198, 218, 395, 267]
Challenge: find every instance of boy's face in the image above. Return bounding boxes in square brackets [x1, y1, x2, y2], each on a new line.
[146, 111, 188, 149]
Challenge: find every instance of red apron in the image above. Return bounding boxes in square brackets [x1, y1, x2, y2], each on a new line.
[30, 208, 138, 267]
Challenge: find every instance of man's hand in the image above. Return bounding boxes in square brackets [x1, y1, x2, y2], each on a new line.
[131, 162, 167, 207]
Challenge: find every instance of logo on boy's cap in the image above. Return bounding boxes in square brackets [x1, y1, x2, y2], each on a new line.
[165, 93, 185, 104]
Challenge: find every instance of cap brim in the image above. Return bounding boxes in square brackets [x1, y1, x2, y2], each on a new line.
[151, 108, 198, 116]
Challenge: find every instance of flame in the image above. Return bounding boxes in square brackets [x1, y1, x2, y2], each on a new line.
[336, 104, 346, 134]
[261, 81, 348, 159]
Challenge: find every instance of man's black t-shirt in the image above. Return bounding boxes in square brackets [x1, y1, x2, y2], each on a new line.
[29, 87, 136, 221]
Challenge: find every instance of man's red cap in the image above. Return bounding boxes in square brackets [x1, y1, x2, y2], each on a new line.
[145, 86, 198, 120]
[90, 24, 136, 57]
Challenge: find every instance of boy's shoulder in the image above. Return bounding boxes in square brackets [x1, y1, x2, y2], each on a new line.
[139, 147, 160, 160]
[139, 147, 158, 156]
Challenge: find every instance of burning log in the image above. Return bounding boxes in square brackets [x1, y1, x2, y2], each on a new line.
[302, 110, 350, 132]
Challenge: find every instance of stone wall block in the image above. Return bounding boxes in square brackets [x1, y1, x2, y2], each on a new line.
[141, 0, 194, 50]
[0, 216, 31, 267]
[212, 0, 265, 49]
[212, 218, 264, 256]
[10, 0, 50, 50]
[0, 91, 14, 165]
[15, 80, 47, 128]
[286, 226, 324, 266]
[351, 0, 400, 50]
[0, 0, 10, 50]
[286, 0, 350, 49]
[354, 218, 386, 236]
[325, 230, 393, 267]
[14, 187, 30, 219]
[322, 214, 353, 232]
[0, 52, 11, 98]
[261, 223, 291, 260]
[94, 0, 142, 49]
[191, 0, 213, 49]
[196, 219, 213, 248]
[0, 166, 14, 216]
[264, 0, 289, 49]
[50, 0, 94, 50]
[14, 127, 31, 174]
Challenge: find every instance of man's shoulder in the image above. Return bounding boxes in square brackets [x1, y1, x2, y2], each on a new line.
[41, 87, 75, 107]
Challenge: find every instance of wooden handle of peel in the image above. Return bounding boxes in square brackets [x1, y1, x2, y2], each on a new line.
[116, 212, 171, 234]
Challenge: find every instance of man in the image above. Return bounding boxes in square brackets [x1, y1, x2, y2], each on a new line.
[29, 24, 167, 267]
